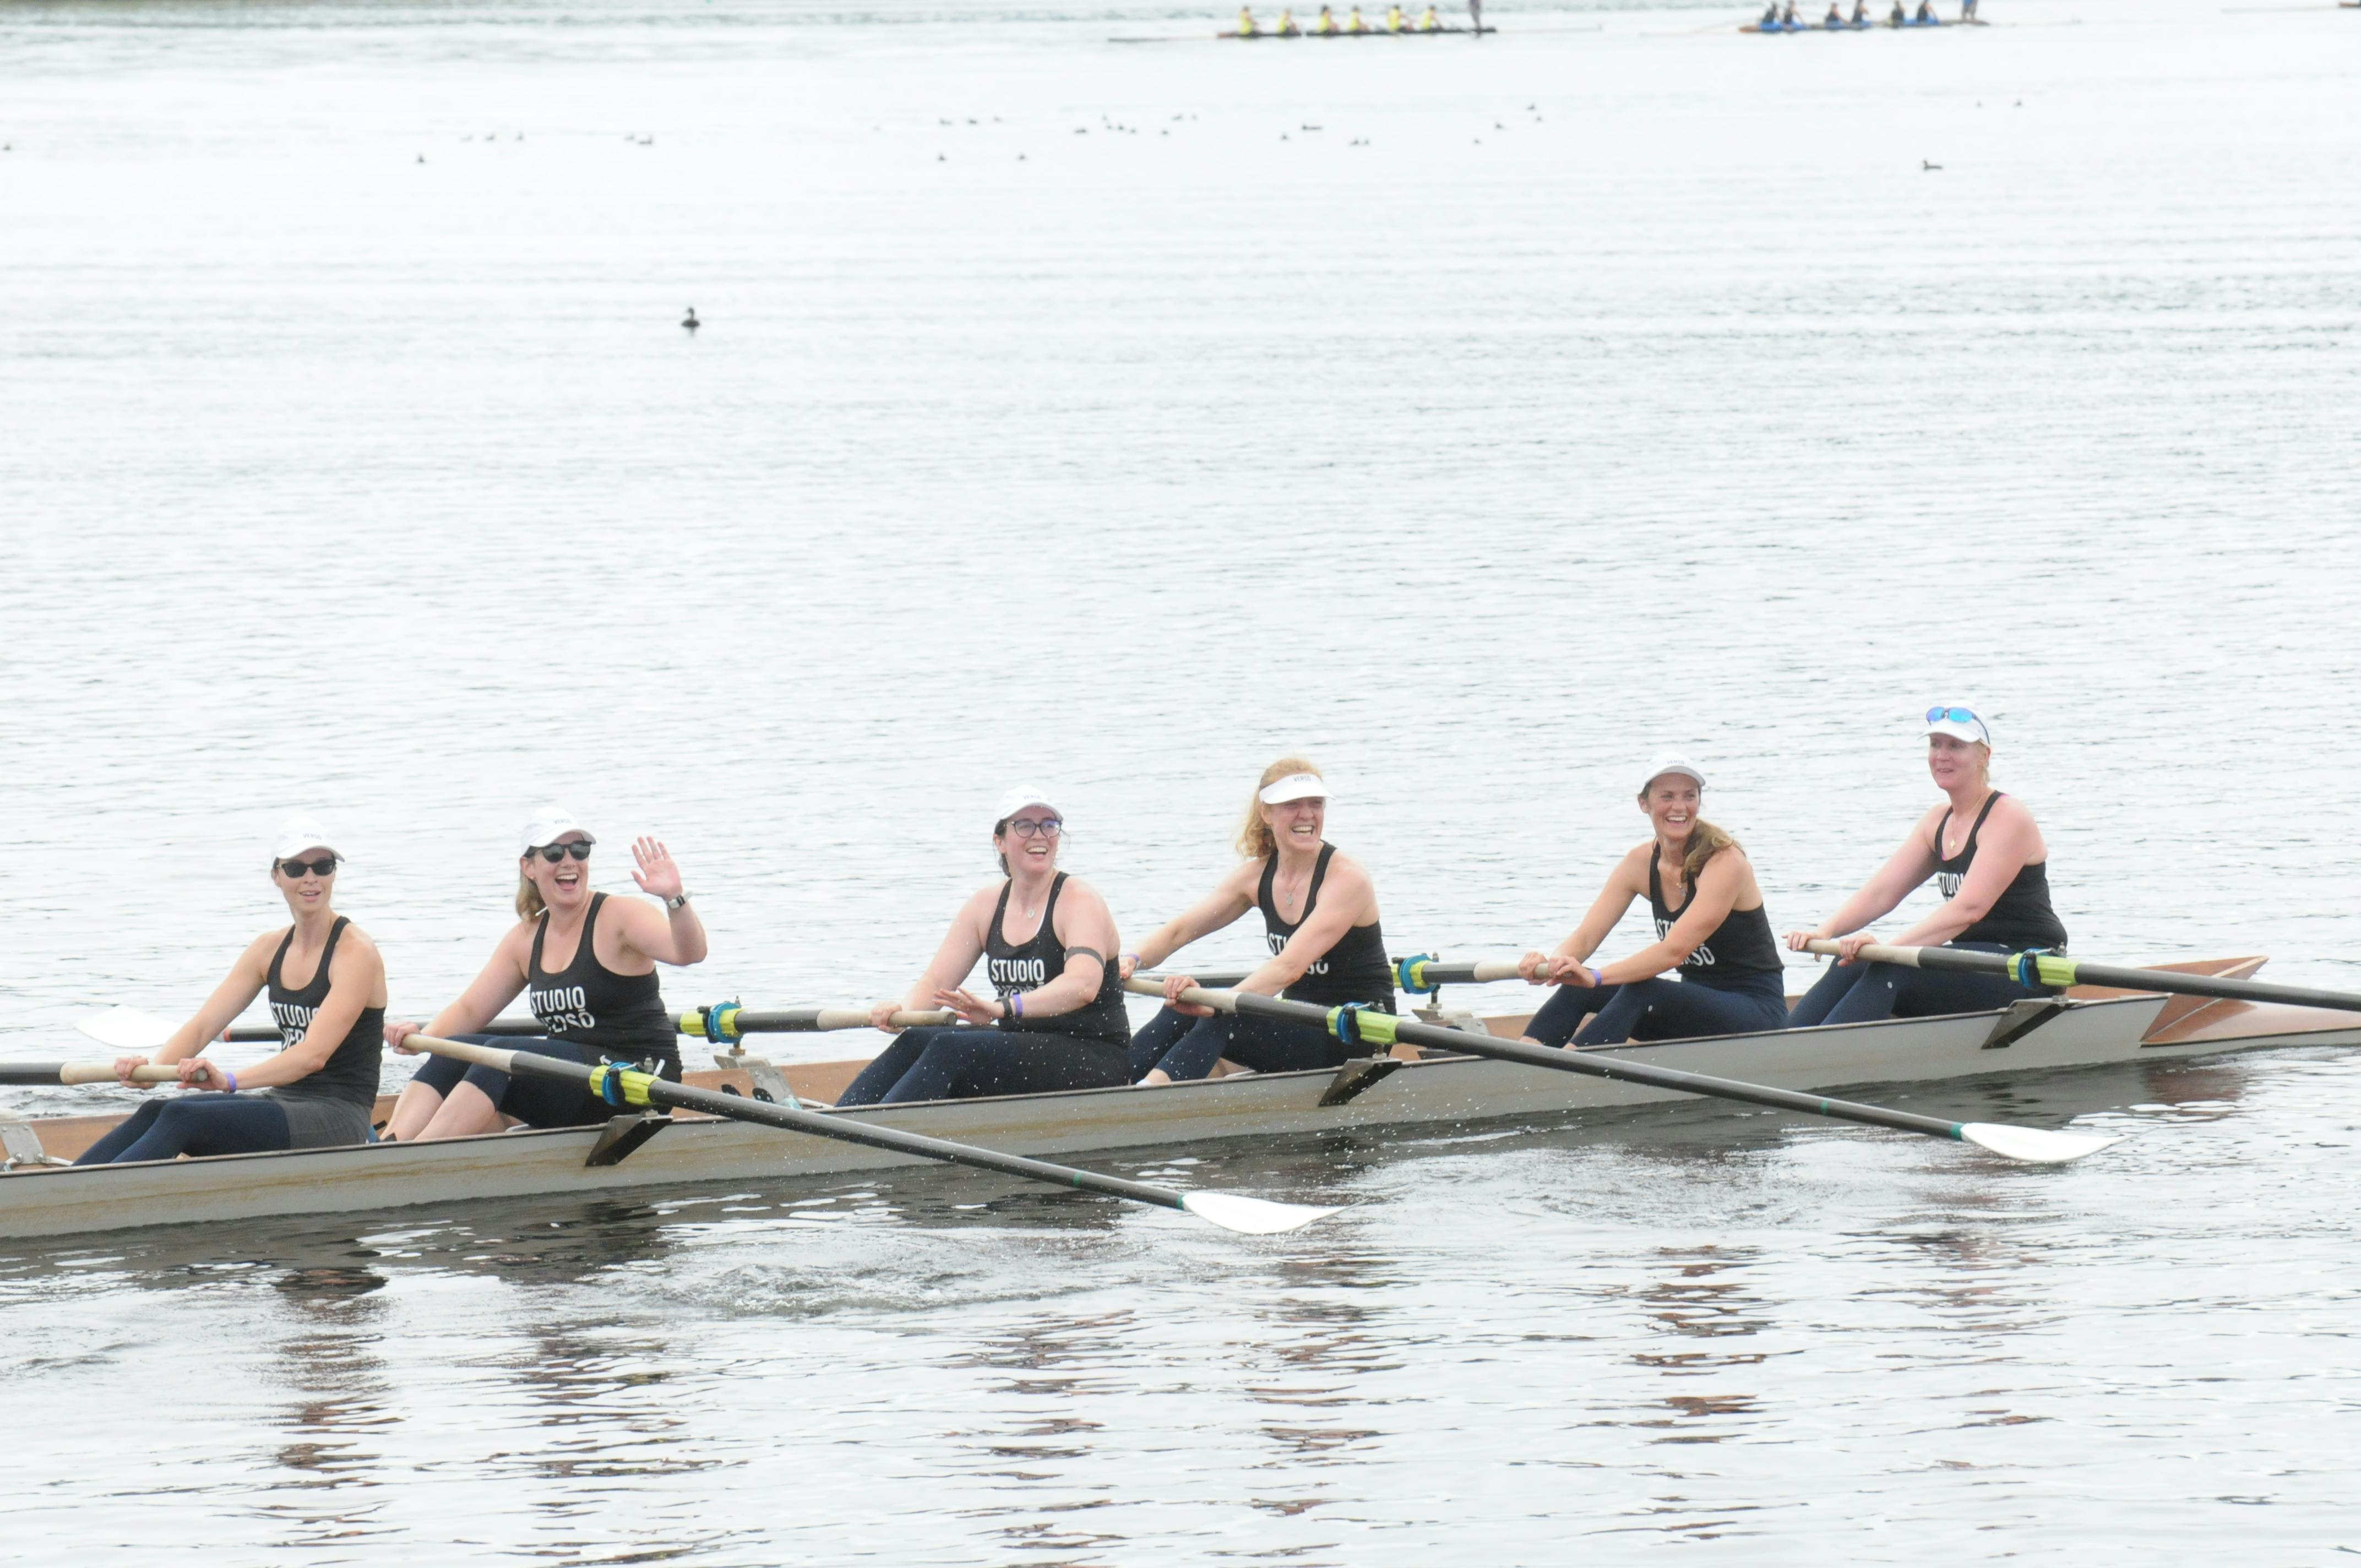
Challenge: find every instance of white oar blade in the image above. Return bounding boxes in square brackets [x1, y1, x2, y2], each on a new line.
[74, 1006, 181, 1053]
[1961, 1122, 2120, 1164]
[1178, 1190, 1342, 1235]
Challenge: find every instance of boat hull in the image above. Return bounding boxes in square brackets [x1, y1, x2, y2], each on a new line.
[16, 991, 2328, 1239]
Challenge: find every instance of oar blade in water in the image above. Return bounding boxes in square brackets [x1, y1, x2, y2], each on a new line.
[1960, 1122, 2119, 1163]
[1178, 1190, 1342, 1234]
[74, 1006, 179, 1053]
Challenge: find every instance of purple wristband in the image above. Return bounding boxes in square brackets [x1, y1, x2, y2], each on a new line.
[1010, 992, 1025, 1020]
[222, 1068, 238, 1094]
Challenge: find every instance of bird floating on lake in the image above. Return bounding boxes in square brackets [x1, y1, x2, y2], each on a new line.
[682, 308, 700, 333]
[1923, 159, 1943, 170]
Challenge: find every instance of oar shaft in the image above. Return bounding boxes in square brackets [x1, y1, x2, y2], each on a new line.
[0, 1064, 198, 1086]
[1122, 978, 1966, 1142]
[406, 1036, 1189, 1212]
[1802, 940, 2361, 1017]
[676, 1007, 953, 1037]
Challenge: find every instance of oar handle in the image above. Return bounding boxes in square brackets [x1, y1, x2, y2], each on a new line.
[0, 1063, 190, 1086]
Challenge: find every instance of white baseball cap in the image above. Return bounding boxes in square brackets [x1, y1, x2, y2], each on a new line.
[519, 805, 595, 853]
[1923, 705, 1993, 746]
[270, 816, 340, 862]
[993, 786, 1060, 826]
[1640, 754, 1707, 793]
[1258, 771, 1332, 805]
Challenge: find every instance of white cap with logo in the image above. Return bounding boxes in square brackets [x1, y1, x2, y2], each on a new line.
[994, 786, 1060, 826]
[1258, 771, 1332, 805]
[1640, 754, 1707, 793]
[519, 805, 595, 854]
[1923, 706, 1992, 746]
[271, 816, 340, 862]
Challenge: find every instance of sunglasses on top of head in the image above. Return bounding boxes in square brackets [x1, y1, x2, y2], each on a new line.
[277, 856, 339, 879]
[533, 841, 595, 863]
[1925, 706, 1982, 726]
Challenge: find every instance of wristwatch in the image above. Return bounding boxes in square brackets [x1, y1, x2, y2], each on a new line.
[666, 892, 692, 911]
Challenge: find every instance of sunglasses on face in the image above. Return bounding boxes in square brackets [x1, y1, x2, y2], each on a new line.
[278, 856, 339, 879]
[533, 842, 594, 863]
[1004, 818, 1063, 840]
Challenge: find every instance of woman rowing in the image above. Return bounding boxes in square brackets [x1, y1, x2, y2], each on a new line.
[78, 818, 388, 1165]
[1124, 759, 1395, 1086]
[383, 808, 708, 1139]
[835, 788, 1132, 1105]
[1782, 707, 2069, 1025]
[1514, 758, 1789, 1049]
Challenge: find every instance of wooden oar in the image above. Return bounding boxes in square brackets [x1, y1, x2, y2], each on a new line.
[1802, 939, 2361, 1015]
[0, 1063, 190, 1086]
[405, 1035, 1337, 1235]
[1124, 977, 2114, 1163]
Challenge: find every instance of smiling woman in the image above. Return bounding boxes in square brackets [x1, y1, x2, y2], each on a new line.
[1514, 756, 1791, 1050]
[75, 816, 389, 1164]
[1781, 707, 2072, 1026]
[1120, 758, 1396, 1085]
[381, 805, 709, 1139]
[833, 786, 1134, 1106]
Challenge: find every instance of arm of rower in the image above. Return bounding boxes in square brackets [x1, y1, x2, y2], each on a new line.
[150, 934, 275, 1066]
[1889, 797, 2040, 947]
[1552, 850, 1647, 966]
[1129, 868, 1257, 971]
[1600, 853, 1744, 984]
[1803, 813, 1943, 938]
[1015, 880, 1122, 1017]
[1238, 857, 1375, 997]
[610, 895, 709, 968]
[417, 928, 533, 1039]
[232, 927, 387, 1090]
[906, 889, 994, 1009]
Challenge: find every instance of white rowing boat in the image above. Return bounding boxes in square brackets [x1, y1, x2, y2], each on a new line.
[2, 958, 2351, 1240]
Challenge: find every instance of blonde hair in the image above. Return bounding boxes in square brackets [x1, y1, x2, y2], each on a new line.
[515, 866, 546, 921]
[1236, 756, 1321, 860]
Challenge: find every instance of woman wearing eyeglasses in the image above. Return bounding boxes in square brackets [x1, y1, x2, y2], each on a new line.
[1782, 707, 2069, 1026]
[383, 807, 708, 1139]
[78, 818, 390, 1164]
[834, 787, 1133, 1106]
[1511, 756, 1790, 1050]
[1122, 758, 1395, 1086]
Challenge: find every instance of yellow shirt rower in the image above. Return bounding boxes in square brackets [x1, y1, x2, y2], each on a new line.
[1238, 5, 1259, 32]
[1418, 4, 1440, 28]
[1387, 2, 1405, 25]
[1277, 7, 1299, 31]
[1348, 3, 1368, 26]
[1316, 3, 1339, 29]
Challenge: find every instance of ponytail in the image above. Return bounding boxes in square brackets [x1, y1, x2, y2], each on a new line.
[1673, 820, 1739, 893]
[515, 869, 546, 921]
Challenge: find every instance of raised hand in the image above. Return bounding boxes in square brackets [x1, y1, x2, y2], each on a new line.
[631, 836, 684, 901]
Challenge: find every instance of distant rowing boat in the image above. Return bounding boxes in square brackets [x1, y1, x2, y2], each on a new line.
[1741, 15, 1988, 28]
[2, 956, 2350, 1241]
[1219, 24, 1496, 35]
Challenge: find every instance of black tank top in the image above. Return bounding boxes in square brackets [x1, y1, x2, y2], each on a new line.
[1259, 843, 1396, 1009]
[986, 873, 1130, 1047]
[266, 917, 385, 1110]
[1936, 792, 2070, 950]
[528, 892, 679, 1059]
[1647, 854, 1783, 979]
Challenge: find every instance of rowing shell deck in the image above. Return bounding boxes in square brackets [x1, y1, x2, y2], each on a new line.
[7, 972, 2357, 1240]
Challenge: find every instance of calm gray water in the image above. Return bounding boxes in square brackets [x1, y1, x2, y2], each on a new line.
[3, 0, 2359, 1556]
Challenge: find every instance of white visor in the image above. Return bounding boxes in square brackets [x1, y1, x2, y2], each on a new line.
[1640, 754, 1707, 793]
[1923, 707, 1992, 746]
[1258, 772, 1331, 805]
[270, 816, 339, 862]
[994, 786, 1060, 826]
[520, 806, 594, 853]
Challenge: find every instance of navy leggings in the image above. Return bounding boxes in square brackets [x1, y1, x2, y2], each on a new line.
[1785, 940, 2052, 1027]
[75, 1094, 291, 1165]
[1523, 970, 1790, 1049]
[1127, 1004, 1374, 1082]
[834, 1026, 1132, 1106]
[405, 1035, 683, 1129]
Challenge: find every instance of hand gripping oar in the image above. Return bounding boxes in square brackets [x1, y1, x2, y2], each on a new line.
[405, 1036, 1337, 1235]
[1125, 978, 2115, 1163]
[1803, 939, 2361, 1016]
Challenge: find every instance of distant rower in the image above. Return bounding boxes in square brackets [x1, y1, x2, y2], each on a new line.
[1418, 4, 1440, 28]
[1387, 3, 1405, 27]
[1238, 5, 1259, 33]
[1278, 7, 1300, 31]
[1347, 4, 1368, 29]
[1316, 3, 1339, 30]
